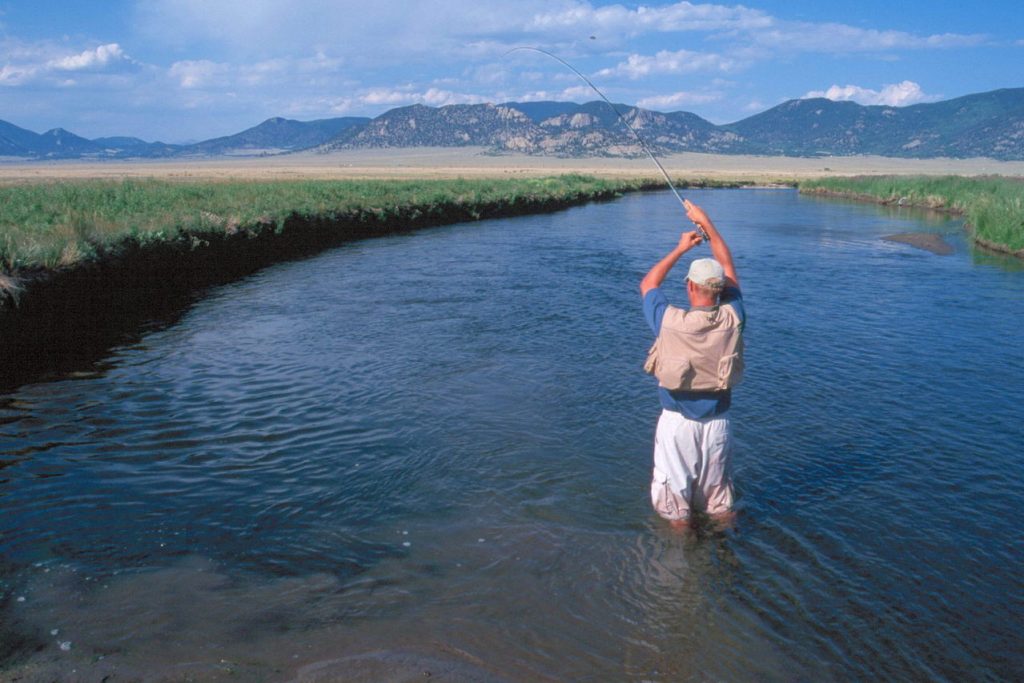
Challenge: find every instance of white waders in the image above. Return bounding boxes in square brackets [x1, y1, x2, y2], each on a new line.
[651, 408, 734, 521]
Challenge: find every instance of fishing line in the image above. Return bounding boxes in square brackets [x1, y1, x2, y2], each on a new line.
[505, 46, 708, 242]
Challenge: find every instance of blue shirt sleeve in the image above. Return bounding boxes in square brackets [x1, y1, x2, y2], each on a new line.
[643, 288, 669, 335]
[721, 286, 745, 329]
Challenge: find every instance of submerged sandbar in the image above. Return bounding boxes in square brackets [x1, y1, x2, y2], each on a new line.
[882, 232, 955, 255]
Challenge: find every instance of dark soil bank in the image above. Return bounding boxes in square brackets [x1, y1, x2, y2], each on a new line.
[0, 189, 641, 389]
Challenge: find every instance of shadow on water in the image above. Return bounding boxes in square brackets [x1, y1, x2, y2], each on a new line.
[971, 244, 1024, 270]
[0, 285, 199, 393]
[0, 243, 318, 393]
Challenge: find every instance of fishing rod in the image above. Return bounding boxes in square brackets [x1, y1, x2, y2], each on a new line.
[506, 46, 709, 242]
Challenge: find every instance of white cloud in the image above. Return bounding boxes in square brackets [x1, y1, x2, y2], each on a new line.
[167, 54, 345, 90]
[804, 81, 941, 107]
[135, 0, 984, 65]
[637, 91, 721, 110]
[0, 1, 1001, 140]
[0, 63, 36, 85]
[50, 43, 128, 71]
[507, 84, 615, 103]
[359, 86, 488, 108]
[596, 49, 738, 79]
[169, 60, 231, 89]
[0, 41, 136, 86]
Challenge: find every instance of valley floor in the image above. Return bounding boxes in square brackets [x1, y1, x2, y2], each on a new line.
[3, 148, 1024, 184]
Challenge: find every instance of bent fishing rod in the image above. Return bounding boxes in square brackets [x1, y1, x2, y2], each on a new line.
[506, 46, 709, 242]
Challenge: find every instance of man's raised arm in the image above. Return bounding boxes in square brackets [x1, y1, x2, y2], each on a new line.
[640, 231, 703, 297]
[684, 200, 739, 289]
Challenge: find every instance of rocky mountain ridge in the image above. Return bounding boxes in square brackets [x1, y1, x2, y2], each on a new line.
[2, 87, 1022, 161]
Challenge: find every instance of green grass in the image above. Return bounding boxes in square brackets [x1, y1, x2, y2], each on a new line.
[800, 175, 1024, 252]
[0, 175, 650, 273]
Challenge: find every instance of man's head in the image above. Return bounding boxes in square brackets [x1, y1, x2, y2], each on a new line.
[686, 258, 725, 303]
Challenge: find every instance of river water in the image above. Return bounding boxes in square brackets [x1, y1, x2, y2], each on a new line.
[2, 189, 1022, 681]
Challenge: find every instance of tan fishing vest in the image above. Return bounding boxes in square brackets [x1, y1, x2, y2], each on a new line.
[643, 304, 744, 392]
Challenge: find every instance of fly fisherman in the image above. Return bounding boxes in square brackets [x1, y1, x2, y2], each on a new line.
[640, 199, 745, 529]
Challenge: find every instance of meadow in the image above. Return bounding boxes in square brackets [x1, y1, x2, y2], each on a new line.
[800, 175, 1024, 253]
[0, 175, 657, 275]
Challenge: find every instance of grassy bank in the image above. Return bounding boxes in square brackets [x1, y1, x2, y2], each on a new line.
[1, 174, 668, 385]
[0, 175, 657, 275]
[800, 175, 1024, 255]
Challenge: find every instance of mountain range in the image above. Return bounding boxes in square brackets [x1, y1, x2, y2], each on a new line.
[2, 87, 1022, 161]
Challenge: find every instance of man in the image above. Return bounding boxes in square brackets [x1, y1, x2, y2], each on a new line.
[640, 199, 745, 528]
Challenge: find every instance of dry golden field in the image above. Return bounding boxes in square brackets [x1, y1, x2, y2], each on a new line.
[3, 148, 1023, 185]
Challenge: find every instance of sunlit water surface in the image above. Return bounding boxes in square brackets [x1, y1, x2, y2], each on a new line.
[2, 189, 1022, 680]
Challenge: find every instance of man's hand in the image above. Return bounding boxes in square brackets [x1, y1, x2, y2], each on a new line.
[676, 230, 703, 253]
[684, 200, 711, 231]
[641, 230, 702, 296]
[682, 199, 740, 289]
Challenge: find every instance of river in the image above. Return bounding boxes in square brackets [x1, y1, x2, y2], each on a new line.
[2, 188, 1022, 680]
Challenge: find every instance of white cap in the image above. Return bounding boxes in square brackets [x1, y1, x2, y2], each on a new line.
[686, 258, 725, 287]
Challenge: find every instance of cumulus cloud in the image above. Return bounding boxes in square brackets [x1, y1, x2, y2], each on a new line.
[0, 41, 136, 86]
[596, 49, 738, 79]
[804, 81, 941, 107]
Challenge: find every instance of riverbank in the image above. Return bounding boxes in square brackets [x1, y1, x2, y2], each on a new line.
[4, 153, 1023, 384]
[1, 175, 668, 387]
[799, 175, 1024, 257]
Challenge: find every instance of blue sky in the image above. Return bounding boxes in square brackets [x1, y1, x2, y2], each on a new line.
[1, 0, 1021, 142]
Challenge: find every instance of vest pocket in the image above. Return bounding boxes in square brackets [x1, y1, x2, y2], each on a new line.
[643, 339, 660, 375]
[645, 340, 693, 391]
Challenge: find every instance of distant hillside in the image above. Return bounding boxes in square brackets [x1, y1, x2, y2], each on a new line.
[0, 115, 370, 160]
[184, 116, 369, 156]
[326, 100, 746, 157]
[0, 120, 39, 155]
[333, 104, 530, 150]
[324, 87, 1024, 159]
[727, 88, 1024, 159]
[2, 86, 1023, 161]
